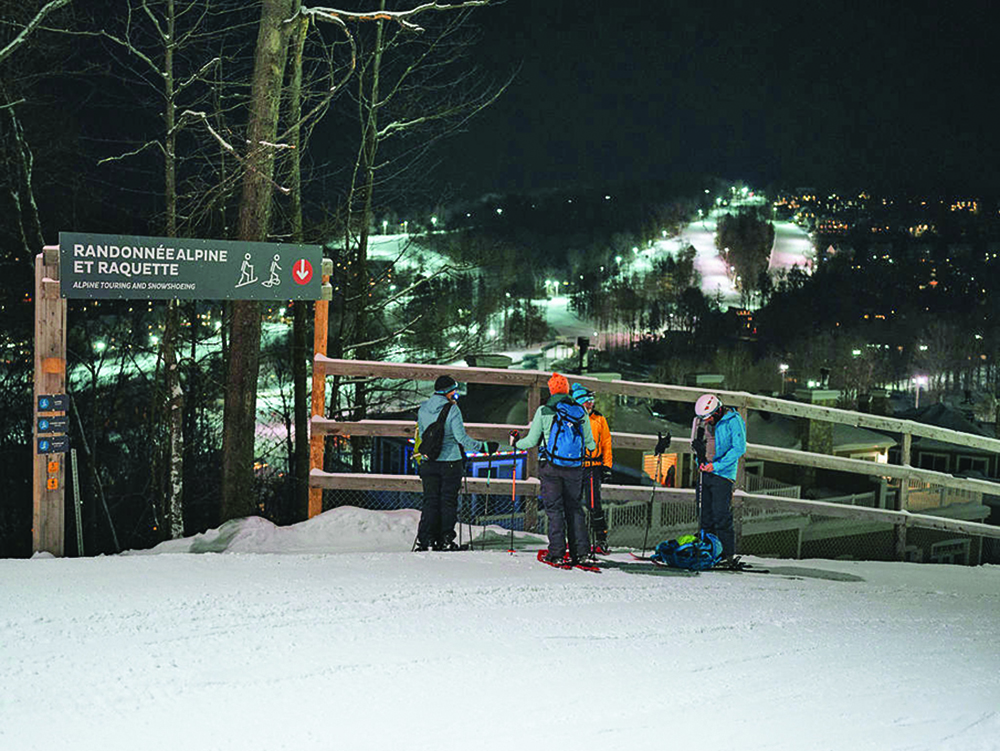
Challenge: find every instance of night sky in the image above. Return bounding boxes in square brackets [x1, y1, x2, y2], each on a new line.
[436, 0, 997, 197]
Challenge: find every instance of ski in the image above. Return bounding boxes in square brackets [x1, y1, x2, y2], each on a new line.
[592, 556, 699, 576]
[709, 565, 772, 574]
[709, 556, 771, 574]
[414, 543, 472, 552]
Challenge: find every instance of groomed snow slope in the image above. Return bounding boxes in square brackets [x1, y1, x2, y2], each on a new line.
[2, 507, 998, 751]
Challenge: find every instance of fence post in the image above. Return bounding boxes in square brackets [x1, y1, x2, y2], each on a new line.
[896, 431, 912, 560]
[308, 259, 333, 518]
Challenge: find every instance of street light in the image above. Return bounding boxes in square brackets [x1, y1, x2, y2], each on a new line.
[778, 363, 789, 395]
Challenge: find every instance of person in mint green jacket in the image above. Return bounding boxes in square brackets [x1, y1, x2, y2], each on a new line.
[509, 373, 596, 564]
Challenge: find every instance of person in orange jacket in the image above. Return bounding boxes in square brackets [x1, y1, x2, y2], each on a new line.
[571, 383, 613, 554]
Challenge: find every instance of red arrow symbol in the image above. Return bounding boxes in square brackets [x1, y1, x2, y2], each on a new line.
[293, 259, 313, 285]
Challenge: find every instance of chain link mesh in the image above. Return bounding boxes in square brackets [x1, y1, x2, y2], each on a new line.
[319, 485, 990, 564]
[321, 488, 544, 550]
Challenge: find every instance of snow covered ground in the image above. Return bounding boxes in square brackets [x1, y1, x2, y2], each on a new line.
[3, 507, 999, 751]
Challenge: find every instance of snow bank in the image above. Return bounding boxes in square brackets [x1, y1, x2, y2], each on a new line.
[133, 506, 546, 556]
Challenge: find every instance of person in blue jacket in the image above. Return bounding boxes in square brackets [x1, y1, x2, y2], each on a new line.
[690, 393, 746, 560]
[415, 375, 498, 551]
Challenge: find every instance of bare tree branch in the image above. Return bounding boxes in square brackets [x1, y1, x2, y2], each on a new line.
[299, 2, 490, 34]
[175, 56, 222, 98]
[96, 138, 165, 165]
[181, 109, 292, 195]
[342, 313, 426, 353]
[0, 0, 74, 65]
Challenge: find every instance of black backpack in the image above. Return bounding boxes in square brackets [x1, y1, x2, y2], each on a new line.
[416, 402, 453, 461]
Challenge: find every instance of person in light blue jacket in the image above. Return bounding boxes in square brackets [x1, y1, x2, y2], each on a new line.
[690, 393, 746, 559]
[415, 375, 498, 551]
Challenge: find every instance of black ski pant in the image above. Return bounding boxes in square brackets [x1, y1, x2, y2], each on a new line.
[699, 472, 736, 557]
[539, 463, 589, 561]
[417, 459, 463, 547]
[582, 465, 607, 546]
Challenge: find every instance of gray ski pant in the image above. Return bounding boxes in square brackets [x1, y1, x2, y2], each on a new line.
[539, 462, 589, 561]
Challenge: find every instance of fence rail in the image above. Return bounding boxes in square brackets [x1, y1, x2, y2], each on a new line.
[316, 356, 1000, 454]
[313, 418, 1000, 499]
[310, 471, 1000, 542]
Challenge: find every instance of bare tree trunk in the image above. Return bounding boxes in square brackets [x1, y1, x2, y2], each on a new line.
[288, 6, 310, 521]
[162, 0, 186, 538]
[222, 0, 294, 521]
[346, 4, 384, 470]
[1, 102, 45, 266]
[163, 301, 185, 537]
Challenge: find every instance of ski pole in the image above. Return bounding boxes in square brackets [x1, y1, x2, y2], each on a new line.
[693, 426, 706, 533]
[696, 464, 704, 533]
[508, 459, 516, 554]
[483, 450, 491, 550]
[460, 471, 469, 551]
[588, 470, 596, 554]
[507, 430, 519, 554]
[641, 452, 662, 559]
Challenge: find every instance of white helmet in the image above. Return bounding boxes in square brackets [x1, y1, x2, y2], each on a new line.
[695, 393, 722, 419]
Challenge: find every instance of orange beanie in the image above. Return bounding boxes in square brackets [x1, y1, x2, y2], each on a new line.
[548, 372, 569, 395]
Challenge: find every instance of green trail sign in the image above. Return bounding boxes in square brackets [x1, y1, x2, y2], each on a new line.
[59, 232, 323, 301]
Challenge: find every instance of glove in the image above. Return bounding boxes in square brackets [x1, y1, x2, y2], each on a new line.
[699, 462, 714, 473]
[654, 431, 672, 455]
[508, 429, 520, 447]
[484, 441, 499, 455]
[601, 466, 613, 483]
[691, 437, 707, 464]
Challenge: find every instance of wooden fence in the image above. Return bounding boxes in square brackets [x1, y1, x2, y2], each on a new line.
[309, 357, 1000, 550]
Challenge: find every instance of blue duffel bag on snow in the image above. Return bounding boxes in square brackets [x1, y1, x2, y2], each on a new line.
[650, 530, 724, 570]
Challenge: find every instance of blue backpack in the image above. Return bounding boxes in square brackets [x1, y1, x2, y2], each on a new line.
[651, 530, 723, 570]
[543, 400, 586, 467]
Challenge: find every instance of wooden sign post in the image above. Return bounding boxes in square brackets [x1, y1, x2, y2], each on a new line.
[33, 248, 68, 555]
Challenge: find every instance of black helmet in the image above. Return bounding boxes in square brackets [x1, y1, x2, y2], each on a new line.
[434, 375, 459, 395]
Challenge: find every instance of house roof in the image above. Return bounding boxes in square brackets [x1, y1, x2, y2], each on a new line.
[895, 403, 996, 454]
[748, 411, 896, 453]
